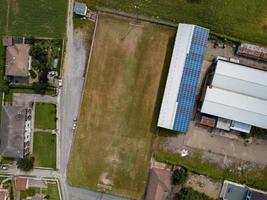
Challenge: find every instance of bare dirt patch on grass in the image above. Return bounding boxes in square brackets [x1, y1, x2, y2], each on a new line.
[68, 13, 175, 199]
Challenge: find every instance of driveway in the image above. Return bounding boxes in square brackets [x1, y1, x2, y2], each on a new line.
[13, 93, 57, 106]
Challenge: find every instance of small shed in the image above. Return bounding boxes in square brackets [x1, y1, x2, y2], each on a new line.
[73, 2, 87, 16]
[2, 36, 13, 47]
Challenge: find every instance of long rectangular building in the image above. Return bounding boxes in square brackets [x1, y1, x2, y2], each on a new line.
[157, 24, 209, 132]
[201, 60, 267, 132]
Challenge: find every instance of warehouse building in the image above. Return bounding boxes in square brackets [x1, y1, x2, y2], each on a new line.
[157, 23, 209, 132]
[201, 59, 267, 133]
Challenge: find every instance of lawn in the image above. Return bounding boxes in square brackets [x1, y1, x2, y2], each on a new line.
[84, 0, 267, 45]
[68, 13, 175, 199]
[35, 103, 57, 129]
[20, 182, 60, 200]
[32, 132, 56, 169]
[6, 0, 67, 38]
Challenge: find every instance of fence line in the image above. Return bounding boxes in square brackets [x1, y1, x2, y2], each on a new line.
[96, 6, 178, 28]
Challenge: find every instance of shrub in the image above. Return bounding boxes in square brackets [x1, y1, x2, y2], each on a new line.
[173, 167, 188, 185]
[29, 69, 37, 79]
[32, 82, 48, 95]
[177, 187, 213, 200]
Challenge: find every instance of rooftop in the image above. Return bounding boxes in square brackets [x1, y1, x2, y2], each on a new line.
[201, 60, 267, 129]
[0, 106, 26, 158]
[73, 2, 87, 16]
[157, 23, 209, 132]
[145, 168, 172, 200]
[5, 44, 30, 77]
[16, 178, 27, 191]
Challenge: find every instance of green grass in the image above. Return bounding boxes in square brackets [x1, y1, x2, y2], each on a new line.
[84, 0, 267, 45]
[20, 182, 60, 200]
[154, 146, 267, 191]
[68, 13, 176, 199]
[35, 103, 57, 129]
[32, 132, 56, 169]
[6, 0, 67, 38]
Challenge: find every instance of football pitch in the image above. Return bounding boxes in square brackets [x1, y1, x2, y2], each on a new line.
[67, 13, 175, 199]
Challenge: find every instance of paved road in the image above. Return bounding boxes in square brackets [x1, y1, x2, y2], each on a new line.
[13, 93, 57, 106]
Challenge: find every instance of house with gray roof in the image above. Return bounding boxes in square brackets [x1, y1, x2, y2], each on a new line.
[5, 44, 30, 83]
[220, 180, 267, 200]
[73, 2, 87, 16]
[0, 106, 26, 159]
[145, 168, 172, 200]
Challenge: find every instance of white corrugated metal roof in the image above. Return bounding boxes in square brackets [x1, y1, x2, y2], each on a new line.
[157, 24, 194, 129]
[213, 60, 267, 99]
[202, 87, 267, 129]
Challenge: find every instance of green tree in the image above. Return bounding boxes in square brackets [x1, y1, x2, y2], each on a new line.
[177, 188, 213, 200]
[173, 167, 188, 185]
[17, 157, 34, 171]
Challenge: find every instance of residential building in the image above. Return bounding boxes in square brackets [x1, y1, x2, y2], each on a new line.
[0, 106, 27, 159]
[145, 168, 172, 200]
[157, 23, 209, 132]
[5, 44, 30, 83]
[220, 180, 267, 200]
[73, 2, 87, 16]
[201, 59, 267, 133]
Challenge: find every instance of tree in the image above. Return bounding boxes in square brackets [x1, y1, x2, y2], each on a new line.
[32, 82, 48, 95]
[177, 188, 213, 200]
[17, 157, 34, 171]
[173, 167, 188, 185]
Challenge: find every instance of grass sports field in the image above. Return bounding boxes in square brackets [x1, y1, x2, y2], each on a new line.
[5, 0, 67, 38]
[68, 13, 175, 199]
[85, 0, 267, 45]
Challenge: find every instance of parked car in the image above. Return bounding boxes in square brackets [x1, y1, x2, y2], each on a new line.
[72, 123, 77, 130]
[58, 79, 63, 87]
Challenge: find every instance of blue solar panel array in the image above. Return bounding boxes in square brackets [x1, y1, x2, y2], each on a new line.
[173, 26, 209, 132]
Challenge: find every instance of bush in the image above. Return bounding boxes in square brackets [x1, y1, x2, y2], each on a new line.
[32, 82, 48, 95]
[17, 157, 34, 171]
[29, 69, 37, 79]
[177, 187, 213, 200]
[173, 167, 188, 185]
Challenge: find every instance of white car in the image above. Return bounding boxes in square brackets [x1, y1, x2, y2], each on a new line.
[72, 123, 77, 130]
[58, 79, 63, 87]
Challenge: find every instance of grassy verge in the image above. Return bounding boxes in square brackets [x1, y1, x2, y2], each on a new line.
[84, 0, 267, 45]
[35, 103, 56, 129]
[32, 132, 56, 169]
[154, 147, 267, 191]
